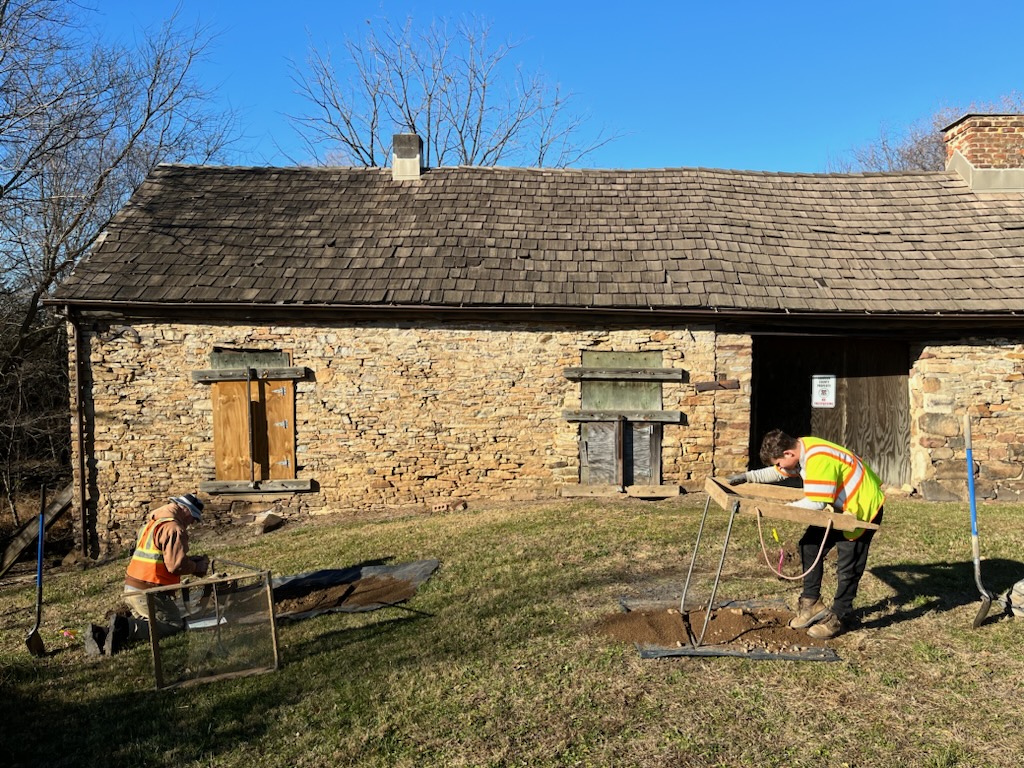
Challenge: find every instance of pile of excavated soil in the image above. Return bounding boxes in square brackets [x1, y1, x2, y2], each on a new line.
[274, 575, 416, 615]
[595, 606, 827, 654]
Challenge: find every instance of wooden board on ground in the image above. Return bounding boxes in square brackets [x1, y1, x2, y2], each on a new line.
[0, 483, 74, 578]
[704, 477, 879, 533]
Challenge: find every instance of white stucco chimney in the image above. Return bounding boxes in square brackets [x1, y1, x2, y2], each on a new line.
[392, 133, 423, 181]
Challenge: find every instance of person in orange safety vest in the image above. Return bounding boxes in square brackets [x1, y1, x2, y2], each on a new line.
[84, 494, 209, 656]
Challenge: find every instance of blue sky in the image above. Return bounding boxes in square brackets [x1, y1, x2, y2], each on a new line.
[92, 1, 1024, 172]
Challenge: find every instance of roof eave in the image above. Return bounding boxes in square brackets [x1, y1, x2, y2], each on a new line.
[48, 298, 1024, 334]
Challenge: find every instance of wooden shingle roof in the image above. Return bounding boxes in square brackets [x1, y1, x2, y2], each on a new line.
[52, 163, 1024, 319]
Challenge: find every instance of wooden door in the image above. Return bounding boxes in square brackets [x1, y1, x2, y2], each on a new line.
[809, 344, 910, 487]
[626, 423, 661, 485]
[581, 420, 622, 485]
[751, 337, 910, 486]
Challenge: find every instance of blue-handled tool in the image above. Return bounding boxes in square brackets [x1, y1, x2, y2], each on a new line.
[25, 487, 46, 656]
[966, 414, 994, 628]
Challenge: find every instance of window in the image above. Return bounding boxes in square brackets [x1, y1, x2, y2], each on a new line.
[193, 349, 311, 493]
[562, 351, 685, 490]
[579, 351, 662, 486]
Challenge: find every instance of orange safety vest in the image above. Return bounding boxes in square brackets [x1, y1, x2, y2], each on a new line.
[798, 437, 885, 540]
[125, 517, 181, 586]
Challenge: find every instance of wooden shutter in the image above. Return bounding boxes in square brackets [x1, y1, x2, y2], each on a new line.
[213, 380, 252, 482]
[264, 380, 295, 480]
[577, 351, 665, 487]
[211, 378, 296, 483]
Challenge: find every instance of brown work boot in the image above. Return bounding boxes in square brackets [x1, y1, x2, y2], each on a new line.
[807, 610, 845, 639]
[789, 597, 829, 629]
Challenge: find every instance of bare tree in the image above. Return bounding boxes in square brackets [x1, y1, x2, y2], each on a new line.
[829, 93, 1024, 172]
[0, 0, 236, 508]
[288, 15, 615, 168]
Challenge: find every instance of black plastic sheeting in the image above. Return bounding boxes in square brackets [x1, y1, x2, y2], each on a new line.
[619, 597, 842, 663]
[637, 643, 840, 662]
[272, 559, 440, 622]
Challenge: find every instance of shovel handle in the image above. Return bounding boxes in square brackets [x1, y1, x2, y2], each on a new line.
[965, 414, 979, 537]
[26, 488, 47, 655]
[965, 415, 993, 601]
[35, 489, 45, 620]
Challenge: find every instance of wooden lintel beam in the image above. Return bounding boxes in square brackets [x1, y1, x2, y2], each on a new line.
[562, 410, 685, 424]
[192, 367, 308, 383]
[199, 480, 313, 493]
[694, 380, 740, 392]
[562, 367, 688, 382]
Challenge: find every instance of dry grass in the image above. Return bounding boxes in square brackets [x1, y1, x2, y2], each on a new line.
[1, 494, 1023, 767]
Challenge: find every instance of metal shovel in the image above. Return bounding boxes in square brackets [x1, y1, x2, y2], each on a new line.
[965, 415, 994, 628]
[26, 488, 46, 657]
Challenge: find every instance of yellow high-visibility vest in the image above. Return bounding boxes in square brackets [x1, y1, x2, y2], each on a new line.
[799, 437, 885, 540]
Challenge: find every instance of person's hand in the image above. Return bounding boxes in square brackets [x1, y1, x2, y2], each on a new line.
[726, 473, 747, 486]
[191, 554, 210, 577]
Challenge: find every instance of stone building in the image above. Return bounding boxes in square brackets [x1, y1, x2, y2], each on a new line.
[50, 114, 1024, 556]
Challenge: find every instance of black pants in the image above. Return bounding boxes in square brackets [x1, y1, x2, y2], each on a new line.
[799, 508, 883, 619]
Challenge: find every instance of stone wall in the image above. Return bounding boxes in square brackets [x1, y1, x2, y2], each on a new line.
[910, 339, 1024, 500]
[71, 319, 752, 553]
[71, 316, 1024, 553]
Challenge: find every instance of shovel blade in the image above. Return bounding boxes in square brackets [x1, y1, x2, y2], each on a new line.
[972, 595, 993, 629]
[26, 629, 45, 657]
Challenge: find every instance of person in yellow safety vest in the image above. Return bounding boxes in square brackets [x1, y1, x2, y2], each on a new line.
[727, 430, 885, 639]
[84, 494, 210, 656]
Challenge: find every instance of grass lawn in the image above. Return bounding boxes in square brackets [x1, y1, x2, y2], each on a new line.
[2, 493, 1024, 767]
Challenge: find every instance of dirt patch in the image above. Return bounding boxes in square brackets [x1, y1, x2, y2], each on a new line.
[595, 606, 828, 654]
[274, 575, 418, 615]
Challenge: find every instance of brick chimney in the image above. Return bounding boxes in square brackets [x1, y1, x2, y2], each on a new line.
[943, 114, 1024, 191]
[392, 133, 423, 181]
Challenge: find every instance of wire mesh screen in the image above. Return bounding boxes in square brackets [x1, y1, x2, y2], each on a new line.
[146, 562, 279, 690]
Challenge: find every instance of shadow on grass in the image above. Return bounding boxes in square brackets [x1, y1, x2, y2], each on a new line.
[862, 557, 1024, 629]
[279, 612, 425, 664]
[0, 511, 776, 767]
[0, 658, 277, 767]
[0, 615, 427, 768]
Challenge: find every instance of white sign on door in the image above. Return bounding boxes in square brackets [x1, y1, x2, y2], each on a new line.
[811, 374, 836, 409]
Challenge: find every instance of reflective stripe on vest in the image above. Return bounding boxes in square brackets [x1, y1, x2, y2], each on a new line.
[125, 517, 180, 586]
[799, 437, 885, 540]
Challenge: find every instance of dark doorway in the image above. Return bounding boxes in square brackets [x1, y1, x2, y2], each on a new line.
[750, 337, 910, 487]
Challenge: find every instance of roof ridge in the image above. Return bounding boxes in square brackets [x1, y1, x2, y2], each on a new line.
[151, 161, 958, 179]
